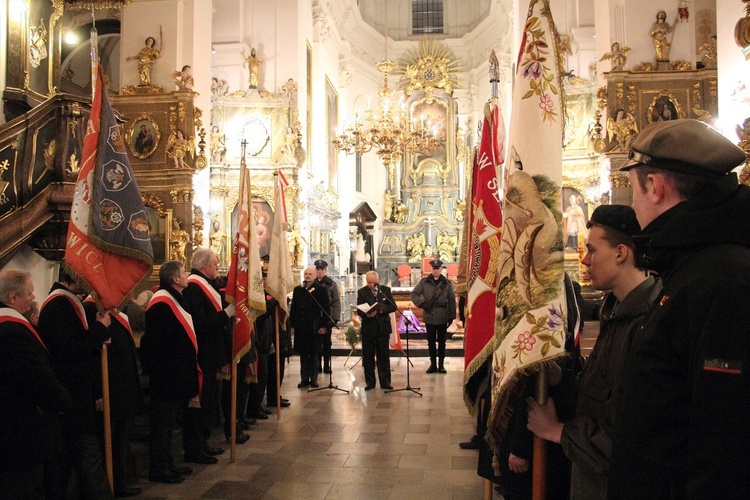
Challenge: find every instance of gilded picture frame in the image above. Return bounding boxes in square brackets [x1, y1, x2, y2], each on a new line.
[646, 91, 683, 124]
[127, 113, 161, 160]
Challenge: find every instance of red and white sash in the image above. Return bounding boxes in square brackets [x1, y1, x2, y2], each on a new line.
[187, 274, 222, 312]
[0, 307, 47, 350]
[113, 312, 136, 344]
[147, 289, 203, 395]
[42, 288, 88, 330]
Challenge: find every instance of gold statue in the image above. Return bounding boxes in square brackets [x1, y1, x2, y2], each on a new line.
[650, 10, 677, 62]
[601, 42, 631, 71]
[437, 232, 458, 263]
[698, 35, 717, 68]
[171, 65, 194, 91]
[606, 109, 639, 152]
[393, 200, 409, 224]
[270, 127, 297, 165]
[166, 130, 194, 169]
[455, 198, 465, 222]
[242, 48, 262, 89]
[169, 218, 190, 264]
[406, 232, 426, 263]
[126, 29, 164, 86]
[288, 224, 307, 267]
[210, 126, 226, 163]
[209, 218, 226, 263]
[383, 189, 396, 222]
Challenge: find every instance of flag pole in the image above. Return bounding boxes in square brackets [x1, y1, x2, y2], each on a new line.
[274, 305, 282, 419]
[532, 366, 549, 500]
[100, 343, 113, 490]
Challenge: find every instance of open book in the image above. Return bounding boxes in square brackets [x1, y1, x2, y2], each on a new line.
[356, 301, 386, 314]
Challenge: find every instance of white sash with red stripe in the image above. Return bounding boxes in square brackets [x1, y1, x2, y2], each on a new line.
[147, 289, 203, 395]
[187, 274, 222, 312]
[0, 307, 47, 350]
[114, 311, 136, 344]
[42, 288, 88, 330]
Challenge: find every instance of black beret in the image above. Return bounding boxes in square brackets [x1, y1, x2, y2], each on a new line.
[622, 119, 746, 178]
[314, 259, 328, 269]
[429, 259, 444, 269]
[588, 205, 640, 237]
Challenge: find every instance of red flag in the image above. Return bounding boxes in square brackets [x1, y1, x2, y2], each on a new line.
[265, 171, 293, 316]
[65, 66, 153, 309]
[225, 161, 266, 361]
[462, 102, 505, 406]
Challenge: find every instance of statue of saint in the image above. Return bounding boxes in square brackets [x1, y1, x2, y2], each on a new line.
[288, 224, 307, 267]
[169, 218, 190, 264]
[698, 35, 717, 68]
[126, 29, 163, 86]
[383, 189, 396, 222]
[606, 109, 639, 152]
[172, 65, 194, 91]
[393, 200, 409, 224]
[406, 232, 426, 263]
[167, 130, 194, 169]
[209, 219, 226, 263]
[243, 48, 263, 89]
[650, 10, 677, 62]
[210, 126, 226, 163]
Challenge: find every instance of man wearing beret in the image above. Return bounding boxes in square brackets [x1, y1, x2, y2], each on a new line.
[526, 205, 662, 499]
[608, 119, 750, 499]
[411, 259, 455, 374]
[313, 260, 340, 374]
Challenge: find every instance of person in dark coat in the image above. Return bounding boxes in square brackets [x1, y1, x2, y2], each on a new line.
[313, 259, 340, 374]
[411, 259, 456, 373]
[247, 285, 278, 418]
[0, 270, 72, 499]
[609, 120, 750, 499]
[83, 295, 145, 498]
[356, 271, 397, 390]
[140, 260, 203, 484]
[290, 266, 331, 388]
[38, 272, 112, 500]
[526, 205, 662, 499]
[182, 249, 234, 460]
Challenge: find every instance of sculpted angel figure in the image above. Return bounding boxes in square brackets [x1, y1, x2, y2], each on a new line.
[166, 130, 194, 169]
[126, 28, 163, 86]
[171, 65, 194, 91]
[601, 42, 631, 71]
[607, 109, 639, 152]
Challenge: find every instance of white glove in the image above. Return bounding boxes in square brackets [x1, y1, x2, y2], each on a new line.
[224, 304, 236, 317]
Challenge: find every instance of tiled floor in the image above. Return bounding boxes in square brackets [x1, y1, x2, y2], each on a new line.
[134, 355, 489, 499]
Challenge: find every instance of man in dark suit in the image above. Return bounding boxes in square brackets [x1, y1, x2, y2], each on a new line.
[182, 248, 234, 461]
[313, 259, 340, 374]
[290, 267, 331, 388]
[38, 272, 112, 499]
[140, 260, 205, 484]
[0, 270, 72, 498]
[357, 271, 397, 390]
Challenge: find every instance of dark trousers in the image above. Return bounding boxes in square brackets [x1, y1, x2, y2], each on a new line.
[45, 432, 113, 500]
[247, 353, 268, 415]
[1, 465, 44, 499]
[266, 354, 286, 404]
[199, 367, 219, 439]
[149, 399, 181, 474]
[299, 351, 319, 384]
[222, 362, 249, 438]
[426, 323, 447, 364]
[182, 406, 204, 457]
[318, 329, 333, 371]
[362, 331, 390, 387]
[97, 415, 135, 492]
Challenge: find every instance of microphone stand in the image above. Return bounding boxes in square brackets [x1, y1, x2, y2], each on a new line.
[305, 283, 349, 395]
[380, 291, 421, 397]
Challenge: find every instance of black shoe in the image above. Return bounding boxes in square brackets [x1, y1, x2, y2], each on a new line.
[240, 420, 252, 430]
[309, 381, 319, 388]
[438, 366, 447, 373]
[382, 384, 394, 390]
[184, 453, 218, 464]
[426, 365, 438, 374]
[114, 487, 142, 497]
[149, 471, 184, 484]
[243, 418, 257, 426]
[364, 385, 375, 391]
[249, 412, 269, 420]
[298, 382, 309, 388]
[203, 447, 225, 456]
[262, 408, 272, 415]
[268, 401, 291, 408]
[281, 397, 289, 403]
[459, 436, 481, 450]
[169, 464, 193, 476]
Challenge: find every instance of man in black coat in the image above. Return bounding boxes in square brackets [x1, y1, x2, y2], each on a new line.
[313, 259, 341, 374]
[0, 270, 72, 499]
[182, 248, 234, 461]
[290, 267, 331, 388]
[356, 271, 397, 390]
[38, 272, 112, 499]
[83, 296, 145, 498]
[610, 120, 750, 498]
[140, 260, 204, 484]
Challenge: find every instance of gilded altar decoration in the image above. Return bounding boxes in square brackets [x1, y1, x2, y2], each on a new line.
[169, 218, 190, 264]
[650, 10, 678, 62]
[29, 19, 48, 68]
[270, 128, 297, 165]
[192, 205, 204, 250]
[123, 28, 164, 93]
[211, 77, 229, 99]
[606, 109, 639, 152]
[166, 130, 194, 169]
[210, 126, 226, 163]
[698, 36, 717, 68]
[126, 113, 160, 160]
[393, 200, 409, 224]
[0, 159, 9, 205]
[383, 189, 396, 222]
[172, 65, 194, 91]
[398, 38, 460, 103]
[209, 216, 227, 262]
[737, 118, 750, 185]
[737, 0, 750, 60]
[243, 48, 262, 89]
[406, 232, 426, 263]
[66, 151, 80, 180]
[601, 42, 631, 71]
[647, 91, 683, 123]
[437, 232, 458, 262]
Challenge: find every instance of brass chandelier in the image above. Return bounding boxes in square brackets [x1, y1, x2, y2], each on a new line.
[333, 1, 439, 186]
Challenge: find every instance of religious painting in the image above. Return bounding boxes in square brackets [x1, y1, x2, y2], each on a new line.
[404, 93, 455, 187]
[127, 114, 160, 160]
[144, 205, 171, 266]
[645, 91, 684, 124]
[562, 187, 588, 253]
[326, 76, 338, 193]
[252, 200, 274, 257]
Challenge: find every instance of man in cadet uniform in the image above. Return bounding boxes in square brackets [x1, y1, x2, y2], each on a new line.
[313, 259, 340, 374]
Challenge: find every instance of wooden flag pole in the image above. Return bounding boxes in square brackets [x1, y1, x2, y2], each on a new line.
[274, 305, 282, 419]
[100, 344, 113, 490]
[532, 366, 549, 500]
[230, 356, 237, 463]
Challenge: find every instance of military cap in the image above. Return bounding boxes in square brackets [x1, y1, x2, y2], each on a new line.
[622, 119, 746, 178]
[429, 259, 444, 269]
[588, 204, 640, 237]
[314, 259, 328, 269]
[260, 254, 270, 262]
